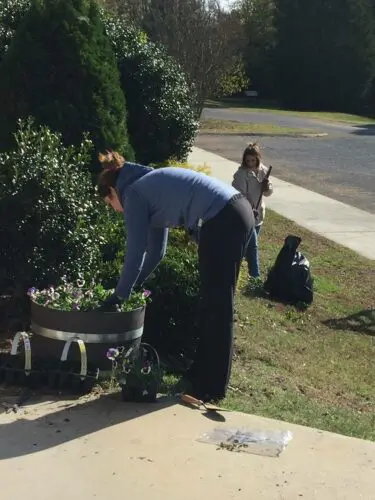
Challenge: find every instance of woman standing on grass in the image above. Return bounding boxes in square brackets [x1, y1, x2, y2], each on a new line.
[96, 150, 255, 402]
[232, 143, 273, 280]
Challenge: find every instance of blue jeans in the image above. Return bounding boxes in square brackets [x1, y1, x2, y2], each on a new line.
[246, 225, 262, 278]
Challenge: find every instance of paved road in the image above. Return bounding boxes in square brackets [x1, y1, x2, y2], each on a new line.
[198, 108, 375, 213]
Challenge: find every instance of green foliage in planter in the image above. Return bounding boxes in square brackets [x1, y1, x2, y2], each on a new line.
[102, 12, 198, 165]
[0, 0, 133, 171]
[28, 279, 151, 312]
[0, 119, 105, 292]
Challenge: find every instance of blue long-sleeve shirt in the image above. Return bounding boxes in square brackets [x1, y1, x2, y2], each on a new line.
[115, 163, 238, 299]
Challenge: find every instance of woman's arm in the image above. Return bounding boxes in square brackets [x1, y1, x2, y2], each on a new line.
[115, 191, 150, 300]
[135, 227, 169, 286]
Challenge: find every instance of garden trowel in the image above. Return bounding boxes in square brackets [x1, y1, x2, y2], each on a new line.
[181, 393, 230, 413]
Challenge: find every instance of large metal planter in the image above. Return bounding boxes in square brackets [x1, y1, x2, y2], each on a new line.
[29, 301, 145, 368]
[30, 301, 145, 343]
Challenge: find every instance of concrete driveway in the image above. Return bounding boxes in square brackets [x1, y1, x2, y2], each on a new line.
[1, 394, 375, 500]
[199, 109, 375, 213]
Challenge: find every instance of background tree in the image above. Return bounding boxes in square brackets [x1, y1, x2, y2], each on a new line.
[238, 0, 276, 97]
[0, 0, 133, 169]
[99, 0, 150, 24]
[142, 0, 244, 111]
[103, 11, 199, 164]
[274, 0, 375, 112]
[215, 58, 249, 98]
[104, 0, 245, 112]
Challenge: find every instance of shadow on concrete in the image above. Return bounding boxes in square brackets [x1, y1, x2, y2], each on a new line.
[351, 124, 375, 136]
[323, 308, 375, 336]
[0, 392, 176, 461]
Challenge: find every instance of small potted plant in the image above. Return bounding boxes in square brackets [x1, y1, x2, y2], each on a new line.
[106, 342, 162, 403]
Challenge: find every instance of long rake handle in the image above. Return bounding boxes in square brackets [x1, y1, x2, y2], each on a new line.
[255, 165, 273, 210]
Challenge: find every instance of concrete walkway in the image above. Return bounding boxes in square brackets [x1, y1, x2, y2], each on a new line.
[188, 147, 375, 260]
[1, 395, 375, 500]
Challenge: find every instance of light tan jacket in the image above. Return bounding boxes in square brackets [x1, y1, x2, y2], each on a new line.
[232, 163, 273, 226]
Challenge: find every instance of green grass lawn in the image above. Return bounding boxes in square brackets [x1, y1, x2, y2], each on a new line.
[225, 210, 375, 440]
[205, 98, 375, 126]
[200, 119, 324, 137]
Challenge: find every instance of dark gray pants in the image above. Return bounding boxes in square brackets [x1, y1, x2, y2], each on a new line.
[191, 194, 254, 401]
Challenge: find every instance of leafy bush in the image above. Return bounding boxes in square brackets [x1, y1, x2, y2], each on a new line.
[96, 209, 128, 290]
[0, 0, 133, 169]
[143, 230, 200, 370]
[0, 119, 105, 292]
[102, 13, 199, 165]
[0, 0, 30, 62]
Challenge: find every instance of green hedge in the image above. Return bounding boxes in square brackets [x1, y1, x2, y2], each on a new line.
[0, 0, 133, 170]
[142, 230, 200, 371]
[0, 119, 103, 291]
[103, 13, 198, 165]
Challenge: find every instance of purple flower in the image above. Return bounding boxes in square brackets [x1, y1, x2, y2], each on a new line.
[106, 348, 120, 361]
[72, 289, 83, 299]
[143, 290, 152, 298]
[72, 303, 80, 311]
[27, 287, 37, 296]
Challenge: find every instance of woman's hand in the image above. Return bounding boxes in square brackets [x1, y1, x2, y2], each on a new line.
[97, 293, 123, 312]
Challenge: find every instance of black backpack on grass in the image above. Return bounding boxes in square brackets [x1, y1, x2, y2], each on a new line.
[264, 235, 314, 306]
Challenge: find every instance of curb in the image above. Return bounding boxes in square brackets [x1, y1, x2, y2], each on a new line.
[199, 131, 328, 139]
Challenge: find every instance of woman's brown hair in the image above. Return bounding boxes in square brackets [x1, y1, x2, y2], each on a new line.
[97, 150, 125, 198]
[242, 142, 262, 168]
